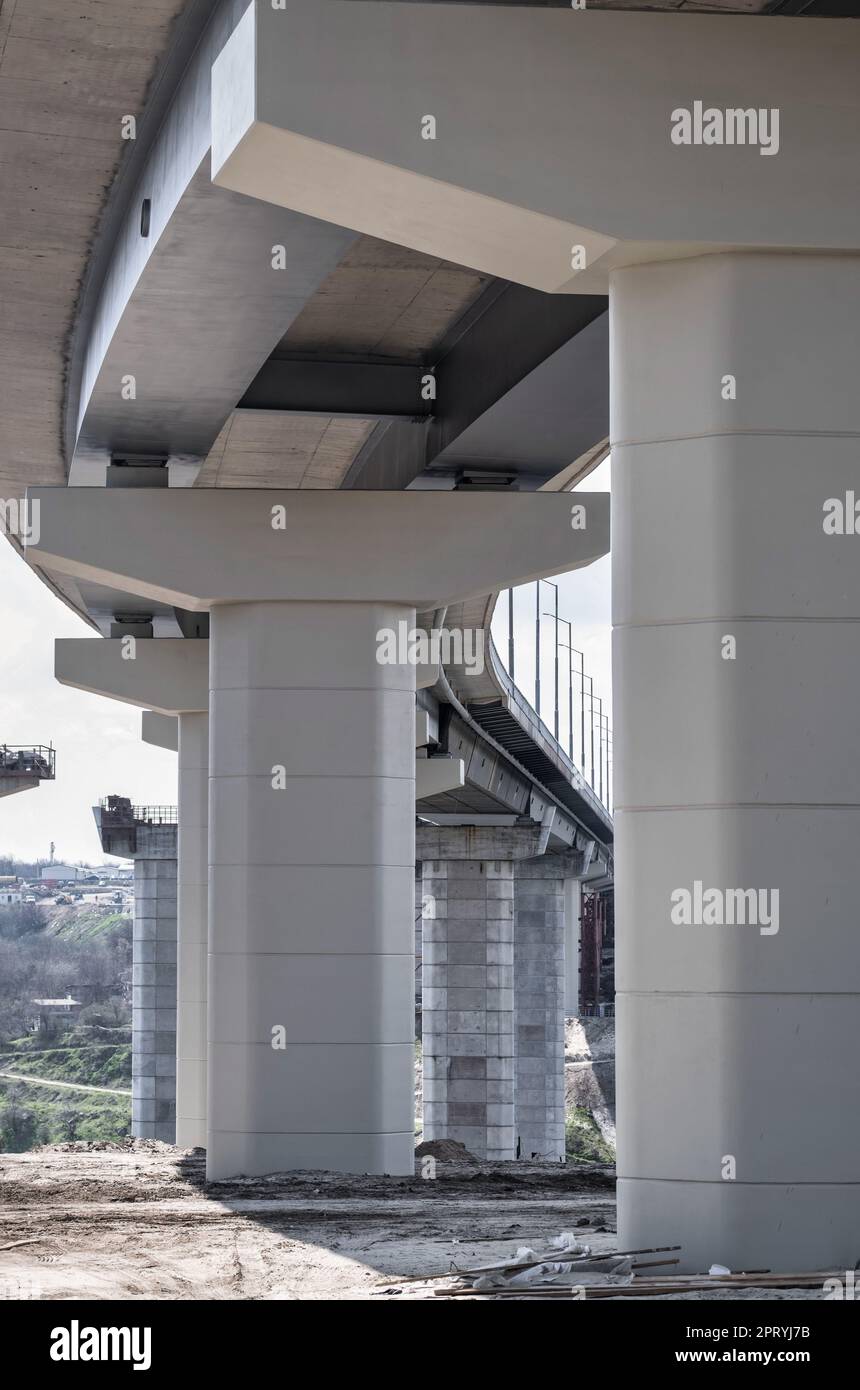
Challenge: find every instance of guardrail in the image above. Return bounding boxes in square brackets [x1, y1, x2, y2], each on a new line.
[498, 581, 612, 813]
[0, 745, 56, 779]
[99, 798, 177, 826]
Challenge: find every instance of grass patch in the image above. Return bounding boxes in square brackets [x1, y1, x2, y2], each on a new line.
[0, 1044, 131, 1089]
[565, 1106, 615, 1164]
[0, 1078, 131, 1151]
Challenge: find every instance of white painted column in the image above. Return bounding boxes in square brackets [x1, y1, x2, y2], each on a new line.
[563, 877, 581, 1016]
[613, 252, 860, 1272]
[176, 711, 208, 1149]
[207, 601, 416, 1179]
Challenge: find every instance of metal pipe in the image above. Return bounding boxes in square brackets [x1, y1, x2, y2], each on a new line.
[534, 582, 541, 718]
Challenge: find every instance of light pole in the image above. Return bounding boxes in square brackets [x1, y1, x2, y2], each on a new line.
[592, 694, 603, 801]
[563, 644, 588, 774]
[541, 581, 560, 742]
[554, 618, 575, 762]
[601, 714, 612, 810]
[508, 588, 515, 683]
[534, 581, 541, 719]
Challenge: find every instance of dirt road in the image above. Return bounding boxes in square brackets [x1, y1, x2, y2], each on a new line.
[0, 1072, 131, 1097]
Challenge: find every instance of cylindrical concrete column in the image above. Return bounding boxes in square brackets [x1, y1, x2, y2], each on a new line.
[613, 252, 860, 1271]
[422, 858, 516, 1162]
[131, 826, 177, 1142]
[563, 877, 581, 1016]
[514, 859, 566, 1161]
[207, 601, 416, 1179]
[176, 711, 208, 1149]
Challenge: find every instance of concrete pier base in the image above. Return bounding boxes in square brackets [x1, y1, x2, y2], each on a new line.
[421, 857, 516, 1162]
[514, 859, 566, 1161]
[132, 825, 178, 1142]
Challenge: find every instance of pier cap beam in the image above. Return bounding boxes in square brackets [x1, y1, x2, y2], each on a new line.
[142, 712, 179, 753]
[28, 490, 609, 612]
[54, 638, 207, 716]
[212, 4, 860, 294]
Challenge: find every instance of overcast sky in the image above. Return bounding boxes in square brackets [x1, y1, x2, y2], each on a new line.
[0, 458, 610, 861]
[0, 543, 177, 865]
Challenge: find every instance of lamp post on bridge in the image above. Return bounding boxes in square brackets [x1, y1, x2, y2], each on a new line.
[592, 693, 604, 802]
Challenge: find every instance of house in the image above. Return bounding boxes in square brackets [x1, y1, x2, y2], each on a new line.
[0, 876, 22, 906]
[29, 997, 82, 1036]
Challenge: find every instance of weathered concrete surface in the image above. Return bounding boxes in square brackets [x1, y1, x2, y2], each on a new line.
[514, 859, 566, 1161]
[422, 858, 516, 1162]
[132, 825, 177, 1143]
[0, 0, 187, 491]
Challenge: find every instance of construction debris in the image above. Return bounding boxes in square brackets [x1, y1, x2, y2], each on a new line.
[405, 1232, 840, 1299]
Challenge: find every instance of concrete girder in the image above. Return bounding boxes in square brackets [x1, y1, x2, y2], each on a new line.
[212, 4, 860, 293]
[68, 0, 356, 483]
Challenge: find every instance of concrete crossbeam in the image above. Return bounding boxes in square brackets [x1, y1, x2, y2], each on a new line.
[27, 489, 609, 613]
[212, 4, 860, 293]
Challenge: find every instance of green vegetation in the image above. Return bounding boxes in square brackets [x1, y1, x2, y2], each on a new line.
[49, 909, 129, 941]
[565, 1105, 615, 1164]
[0, 1040, 131, 1089]
[0, 1077, 130, 1151]
[0, 893, 133, 1151]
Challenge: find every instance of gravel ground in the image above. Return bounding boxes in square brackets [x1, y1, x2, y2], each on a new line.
[0, 1143, 828, 1301]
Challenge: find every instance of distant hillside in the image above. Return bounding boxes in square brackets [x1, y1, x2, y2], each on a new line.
[0, 1039, 131, 1089]
[47, 906, 130, 941]
[0, 1076, 130, 1151]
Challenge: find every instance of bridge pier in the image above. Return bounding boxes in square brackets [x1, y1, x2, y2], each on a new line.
[613, 251, 860, 1271]
[34, 488, 607, 1179]
[419, 828, 580, 1163]
[514, 858, 567, 1162]
[58, 640, 207, 1151]
[176, 712, 209, 1150]
[131, 827, 179, 1142]
[206, 600, 417, 1179]
[421, 854, 516, 1162]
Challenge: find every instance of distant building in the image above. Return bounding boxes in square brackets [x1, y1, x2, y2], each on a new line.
[29, 996, 81, 1036]
[39, 864, 85, 885]
[0, 877, 22, 906]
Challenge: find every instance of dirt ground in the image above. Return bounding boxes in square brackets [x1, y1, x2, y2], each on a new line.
[0, 1142, 826, 1301]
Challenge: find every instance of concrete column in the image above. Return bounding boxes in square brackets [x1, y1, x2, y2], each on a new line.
[613, 252, 860, 1271]
[176, 712, 208, 1149]
[414, 863, 423, 1012]
[421, 857, 515, 1162]
[514, 859, 566, 1162]
[563, 877, 582, 1016]
[207, 601, 416, 1180]
[132, 825, 177, 1142]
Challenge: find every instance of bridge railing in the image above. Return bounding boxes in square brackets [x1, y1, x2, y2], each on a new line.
[495, 583, 612, 814]
[0, 745, 56, 779]
[99, 798, 177, 826]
